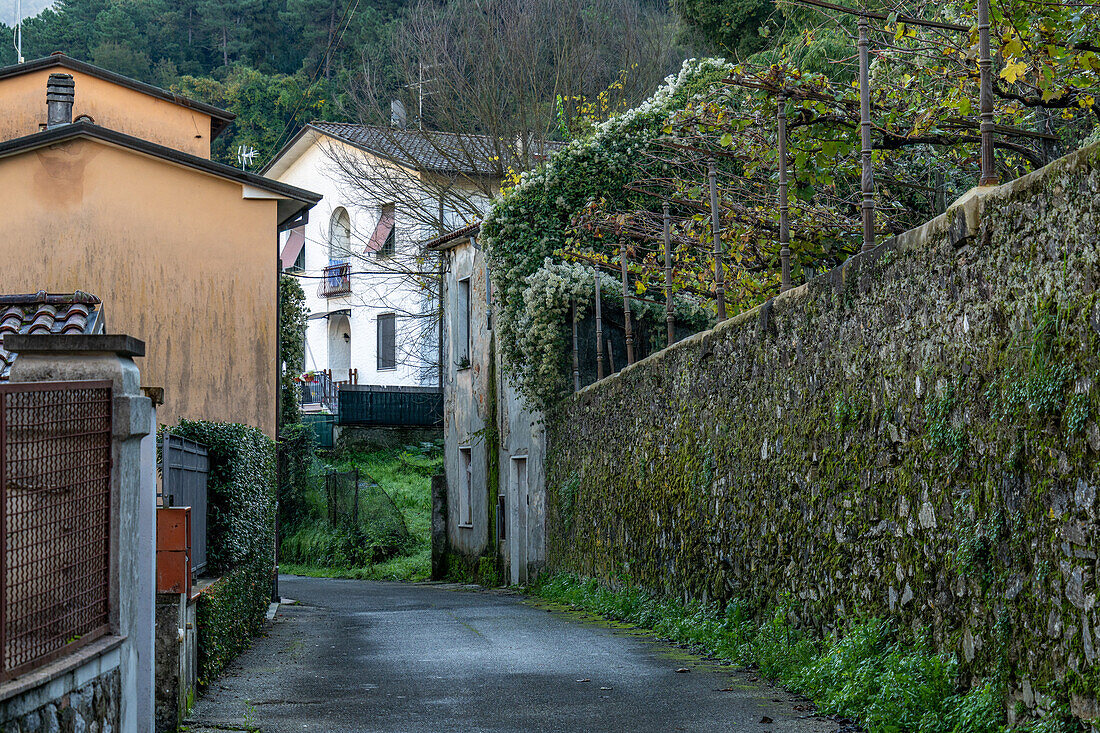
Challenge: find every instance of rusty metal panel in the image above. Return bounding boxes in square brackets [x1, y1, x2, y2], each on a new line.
[155, 507, 191, 595]
[156, 506, 191, 553]
[0, 380, 113, 682]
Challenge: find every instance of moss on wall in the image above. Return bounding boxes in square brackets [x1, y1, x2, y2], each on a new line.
[544, 143, 1100, 721]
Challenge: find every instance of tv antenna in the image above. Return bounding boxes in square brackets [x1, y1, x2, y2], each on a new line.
[237, 145, 258, 170]
[13, 0, 24, 63]
[404, 62, 438, 130]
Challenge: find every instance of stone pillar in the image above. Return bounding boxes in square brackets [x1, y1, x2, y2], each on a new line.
[6, 334, 153, 733]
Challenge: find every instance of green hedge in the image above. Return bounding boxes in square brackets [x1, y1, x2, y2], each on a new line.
[169, 420, 275, 685]
[278, 420, 317, 530]
[195, 558, 272, 684]
[172, 419, 275, 574]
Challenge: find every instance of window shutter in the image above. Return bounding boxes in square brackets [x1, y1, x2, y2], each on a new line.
[367, 205, 396, 255]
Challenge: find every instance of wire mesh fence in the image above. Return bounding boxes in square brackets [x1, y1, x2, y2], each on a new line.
[0, 381, 113, 682]
[323, 469, 410, 559]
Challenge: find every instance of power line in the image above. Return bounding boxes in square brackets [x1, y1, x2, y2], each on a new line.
[264, 0, 361, 166]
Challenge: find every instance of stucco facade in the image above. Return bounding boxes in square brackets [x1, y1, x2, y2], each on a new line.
[0, 57, 318, 435]
[0, 56, 231, 159]
[435, 232, 545, 584]
[266, 125, 495, 390]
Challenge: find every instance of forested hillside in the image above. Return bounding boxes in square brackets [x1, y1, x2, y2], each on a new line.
[0, 0, 705, 167]
[0, 0, 407, 162]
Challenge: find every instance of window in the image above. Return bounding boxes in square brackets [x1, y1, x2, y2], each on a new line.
[459, 447, 472, 527]
[329, 208, 351, 262]
[456, 278, 471, 368]
[380, 213, 396, 258]
[292, 245, 305, 272]
[377, 313, 396, 371]
[497, 495, 506, 541]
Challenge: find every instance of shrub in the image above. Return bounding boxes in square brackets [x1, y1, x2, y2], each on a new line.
[195, 558, 271, 684]
[278, 421, 317, 531]
[167, 420, 276, 686]
[532, 574, 1014, 733]
[171, 419, 275, 574]
[482, 58, 732, 408]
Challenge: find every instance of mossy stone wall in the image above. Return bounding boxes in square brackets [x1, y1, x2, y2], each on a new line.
[544, 142, 1100, 720]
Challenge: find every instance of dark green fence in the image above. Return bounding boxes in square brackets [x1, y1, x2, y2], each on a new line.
[338, 385, 442, 427]
[302, 413, 336, 448]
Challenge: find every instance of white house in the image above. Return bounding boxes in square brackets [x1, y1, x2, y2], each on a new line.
[263, 122, 502, 391]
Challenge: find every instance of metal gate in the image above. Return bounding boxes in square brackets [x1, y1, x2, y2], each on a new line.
[0, 380, 113, 681]
[161, 433, 209, 575]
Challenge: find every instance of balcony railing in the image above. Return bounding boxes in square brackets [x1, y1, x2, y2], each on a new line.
[301, 368, 358, 415]
[319, 263, 352, 297]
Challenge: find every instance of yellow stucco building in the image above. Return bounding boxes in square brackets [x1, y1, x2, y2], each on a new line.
[0, 54, 320, 435]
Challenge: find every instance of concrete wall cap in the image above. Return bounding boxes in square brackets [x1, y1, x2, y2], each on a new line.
[4, 334, 145, 358]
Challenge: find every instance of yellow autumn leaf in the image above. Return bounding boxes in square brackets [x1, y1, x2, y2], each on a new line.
[1000, 60, 1027, 84]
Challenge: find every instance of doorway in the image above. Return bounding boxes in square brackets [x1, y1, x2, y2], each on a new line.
[509, 456, 529, 585]
[327, 314, 351, 378]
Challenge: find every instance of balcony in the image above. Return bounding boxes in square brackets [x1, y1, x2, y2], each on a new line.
[319, 262, 352, 297]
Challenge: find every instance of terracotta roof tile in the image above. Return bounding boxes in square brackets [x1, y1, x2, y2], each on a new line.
[0, 291, 104, 381]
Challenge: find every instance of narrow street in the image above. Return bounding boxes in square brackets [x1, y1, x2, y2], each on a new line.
[188, 576, 840, 733]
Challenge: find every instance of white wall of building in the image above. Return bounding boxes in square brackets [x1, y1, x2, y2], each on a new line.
[273, 136, 481, 388]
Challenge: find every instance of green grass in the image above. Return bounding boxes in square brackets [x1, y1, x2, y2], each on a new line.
[530, 574, 1078, 733]
[279, 441, 440, 582]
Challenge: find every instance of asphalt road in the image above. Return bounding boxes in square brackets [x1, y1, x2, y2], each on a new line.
[187, 576, 843, 733]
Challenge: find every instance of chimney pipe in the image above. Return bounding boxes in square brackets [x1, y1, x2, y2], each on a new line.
[46, 73, 75, 129]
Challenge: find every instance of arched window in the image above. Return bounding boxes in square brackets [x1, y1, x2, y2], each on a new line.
[329, 208, 351, 261]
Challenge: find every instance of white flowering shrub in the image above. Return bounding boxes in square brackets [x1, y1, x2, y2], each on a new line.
[483, 58, 733, 408]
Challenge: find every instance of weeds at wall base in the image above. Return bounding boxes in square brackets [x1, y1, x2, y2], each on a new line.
[529, 574, 1086, 733]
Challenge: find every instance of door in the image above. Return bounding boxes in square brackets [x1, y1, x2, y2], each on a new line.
[509, 456, 529, 584]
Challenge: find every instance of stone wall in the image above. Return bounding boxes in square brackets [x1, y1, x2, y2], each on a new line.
[1, 669, 120, 733]
[545, 142, 1100, 720]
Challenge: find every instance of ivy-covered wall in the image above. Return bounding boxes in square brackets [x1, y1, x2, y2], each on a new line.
[544, 142, 1100, 721]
